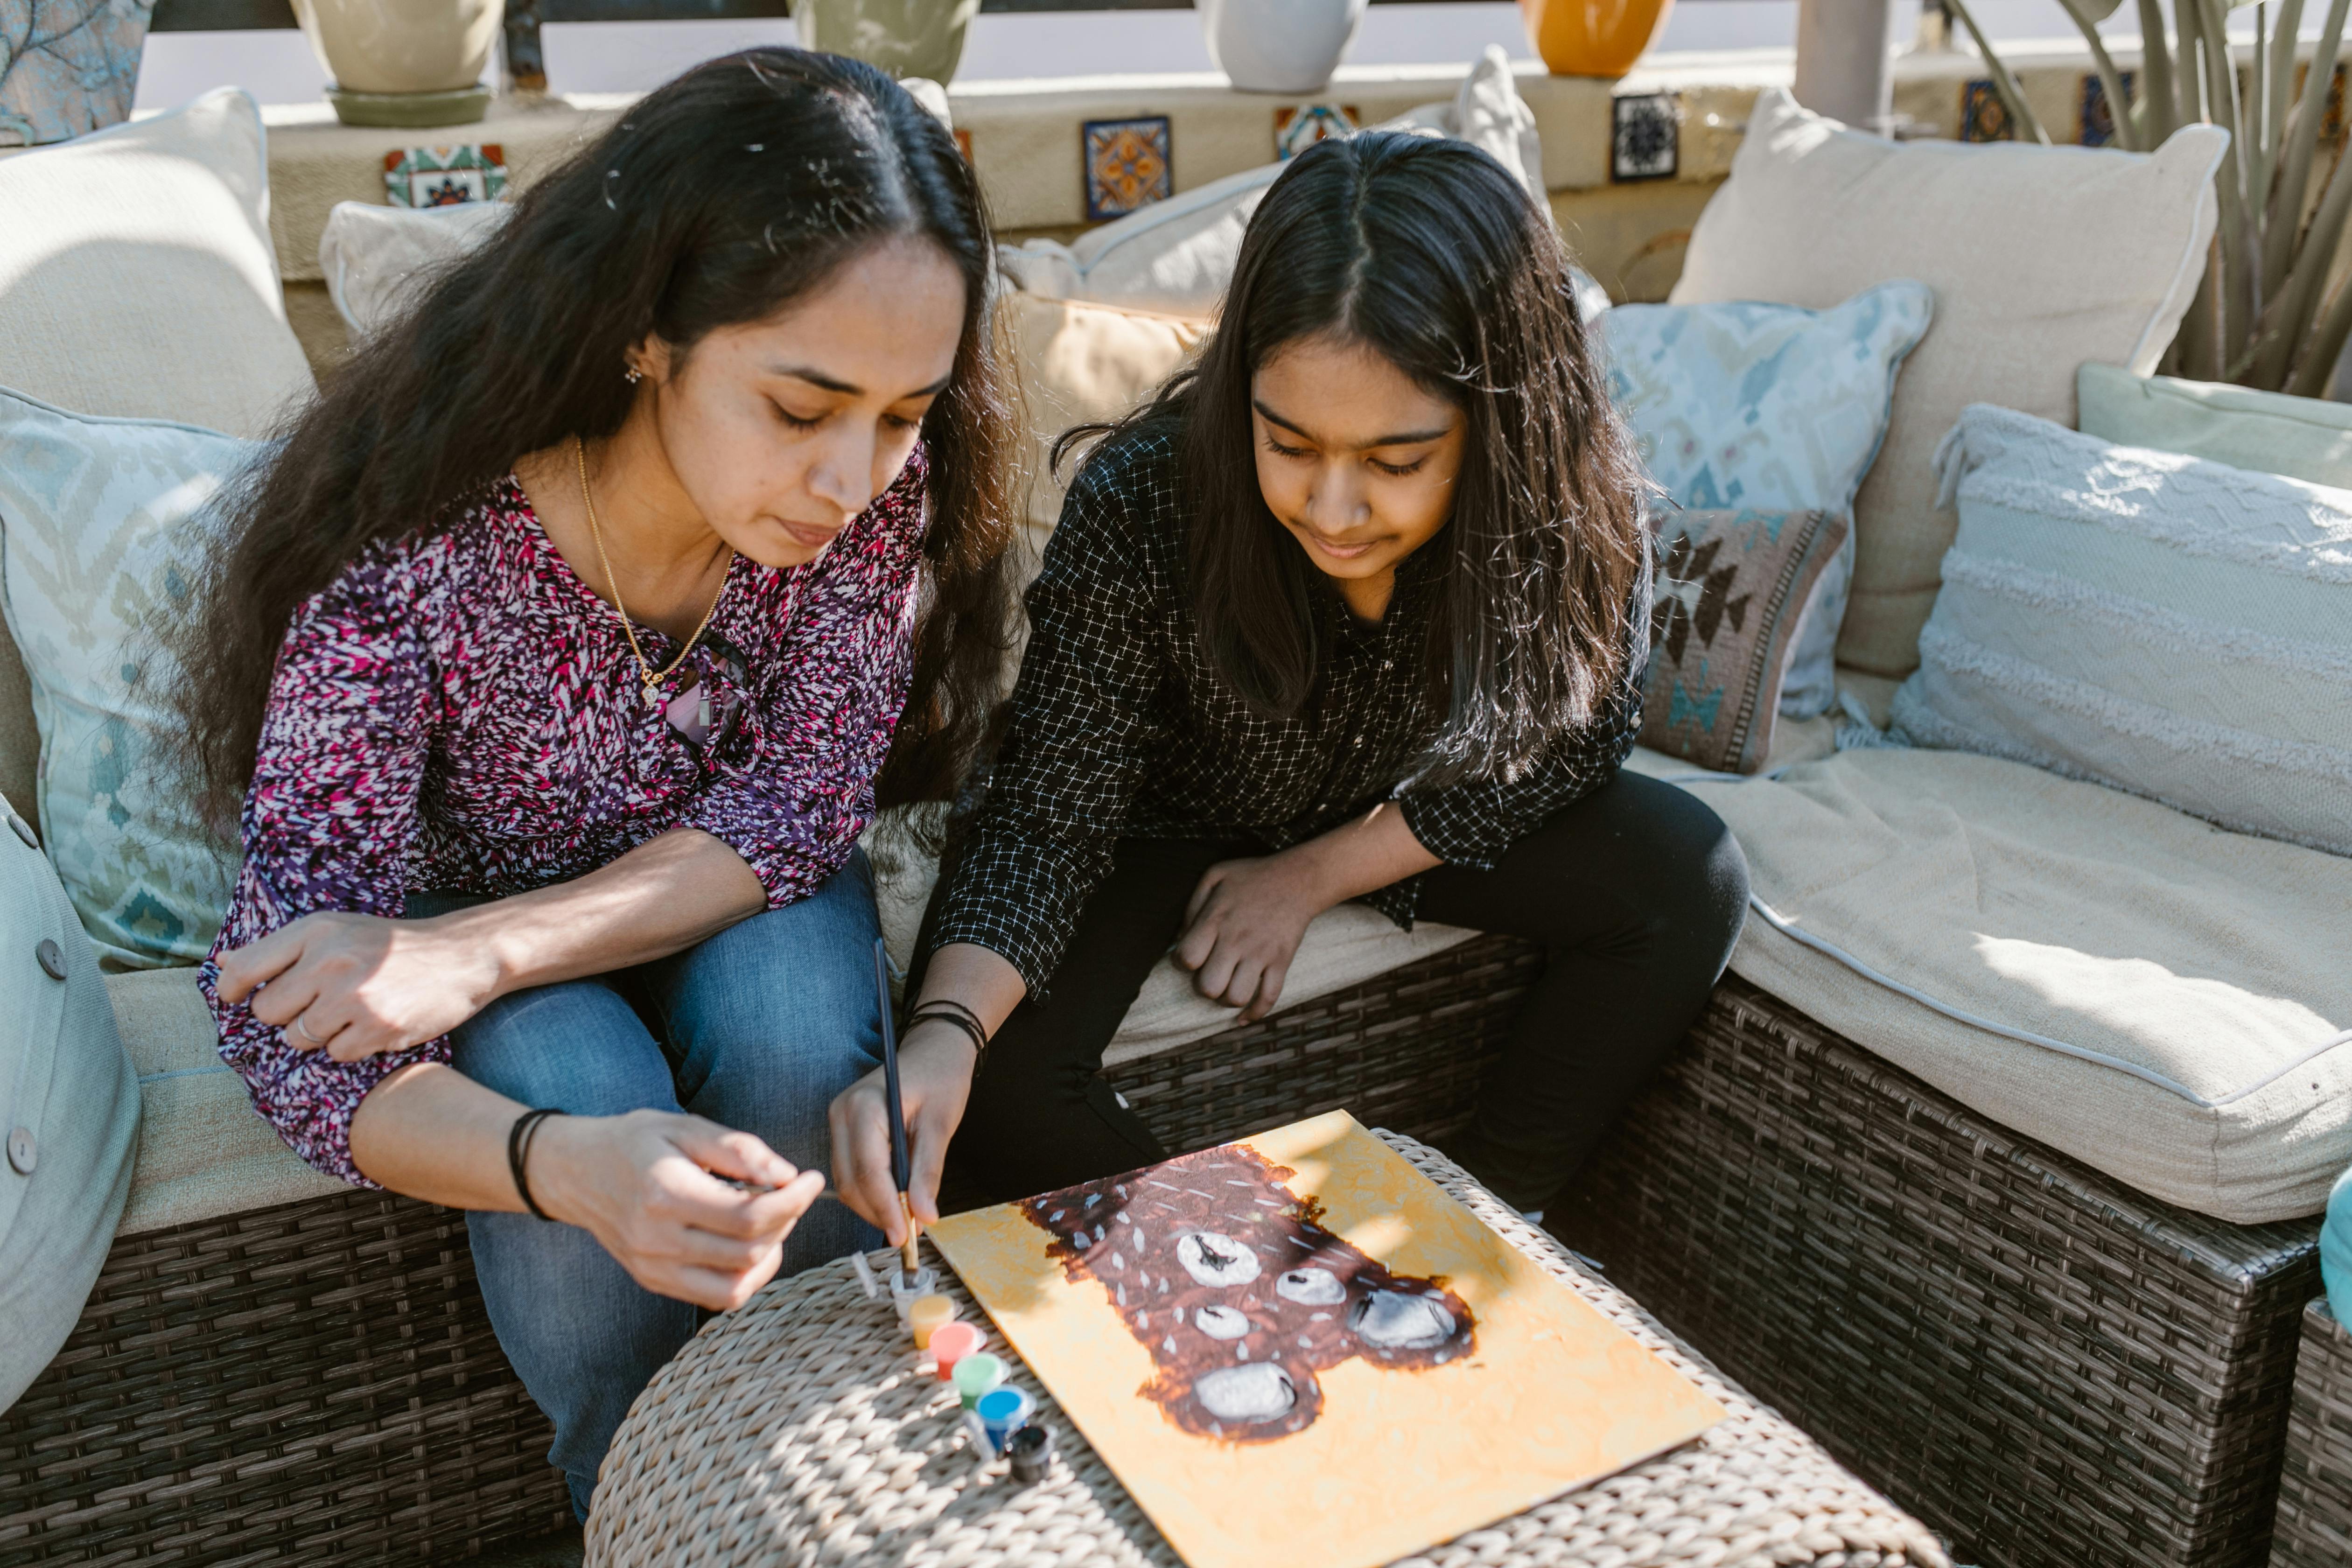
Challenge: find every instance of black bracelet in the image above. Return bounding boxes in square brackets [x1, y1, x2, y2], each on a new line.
[908, 1005, 990, 1073]
[507, 1107, 567, 1222]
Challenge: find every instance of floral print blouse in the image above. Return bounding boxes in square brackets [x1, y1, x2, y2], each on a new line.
[201, 458, 929, 1184]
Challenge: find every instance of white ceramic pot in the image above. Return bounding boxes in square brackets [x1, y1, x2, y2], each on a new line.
[1200, 0, 1369, 95]
[292, 0, 502, 96]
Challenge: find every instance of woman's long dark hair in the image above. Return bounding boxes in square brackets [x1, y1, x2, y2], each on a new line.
[176, 48, 1016, 827]
[1064, 130, 1645, 788]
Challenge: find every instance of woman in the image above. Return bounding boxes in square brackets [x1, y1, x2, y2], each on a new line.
[832, 131, 1747, 1231]
[182, 51, 1014, 1514]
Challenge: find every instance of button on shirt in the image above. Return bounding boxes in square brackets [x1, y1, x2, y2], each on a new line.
[928, 427, 1645, 999]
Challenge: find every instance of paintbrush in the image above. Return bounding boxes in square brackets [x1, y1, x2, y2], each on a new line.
[874, 936, 919, 1284]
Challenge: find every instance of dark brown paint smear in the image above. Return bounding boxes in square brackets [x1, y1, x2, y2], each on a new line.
[1023, 1142, 1474, 1443]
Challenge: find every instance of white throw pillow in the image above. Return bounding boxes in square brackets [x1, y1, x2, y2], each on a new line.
[998, 45, 1542, 317]
[1600, 281, 1933, 716]
[1895, 402, 2352, 856]
[319, 198, 513, 340]
[0, 818, 140, 1412]
[0, 88, 314, 440]
[1673, 88, 2226, 679]
[0, 386, 251, 968]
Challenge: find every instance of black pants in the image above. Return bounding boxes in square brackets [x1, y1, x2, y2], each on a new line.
[923, 771, 1749, 1213]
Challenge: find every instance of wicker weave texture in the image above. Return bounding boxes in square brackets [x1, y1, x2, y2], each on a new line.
[1558, 977, 2321, 1568]
[0, 1188, 569, 1566]
[1104, 936, 1541, 1155]
[588, 1131, 1949, 1568]
[2271, 1298, 2352, 1568]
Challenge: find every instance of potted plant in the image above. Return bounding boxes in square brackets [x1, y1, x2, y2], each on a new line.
[1199, 0, 1370, 95]
[1519, 0, 1675, 79]
[792, 0, 984, 85]
[1955, 0, 2352, 394]
[293, 0, 504, 127]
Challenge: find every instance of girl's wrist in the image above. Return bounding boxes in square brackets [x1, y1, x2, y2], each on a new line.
[903, 1017, 981, 1073]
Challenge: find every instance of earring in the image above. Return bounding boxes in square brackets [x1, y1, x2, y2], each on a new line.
[624, 364, 643, 385]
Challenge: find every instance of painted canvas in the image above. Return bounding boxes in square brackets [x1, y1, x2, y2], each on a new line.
[929, 1111, 1725, 1568]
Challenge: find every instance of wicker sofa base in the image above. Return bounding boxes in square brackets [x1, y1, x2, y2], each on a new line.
[0, 1191, 569, 1566]
[1555, 973, 2322, 1568]
[2270, 1297, 2352, 1567]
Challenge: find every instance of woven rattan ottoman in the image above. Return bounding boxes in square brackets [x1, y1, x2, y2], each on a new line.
[2270, 1297, 2352, 1567]
[586, 1130, 1948, 1568]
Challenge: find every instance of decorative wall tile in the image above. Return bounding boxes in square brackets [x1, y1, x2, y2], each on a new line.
[1612, 92, 1678, 182]
[1959, 79, 2014, 143]
[384, 144, 508, 207]
[1274, 103, 1358, 160]
[1084, 115, 1172, 221]
[2079, 70, 2134, 146]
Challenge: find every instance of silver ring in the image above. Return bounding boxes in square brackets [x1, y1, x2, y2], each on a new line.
[294, 1015, 323, 1045]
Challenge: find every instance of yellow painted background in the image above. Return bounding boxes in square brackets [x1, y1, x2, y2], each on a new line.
[930, 1112, 1724, 1568]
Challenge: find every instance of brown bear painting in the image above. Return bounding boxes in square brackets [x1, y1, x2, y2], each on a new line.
[1021, 1141, 1475, 1442]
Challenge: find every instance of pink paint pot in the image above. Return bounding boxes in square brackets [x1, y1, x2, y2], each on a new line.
[929, 1321, 985, 1381]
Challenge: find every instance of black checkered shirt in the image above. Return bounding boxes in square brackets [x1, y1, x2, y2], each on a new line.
[928, 426, 1646, 998]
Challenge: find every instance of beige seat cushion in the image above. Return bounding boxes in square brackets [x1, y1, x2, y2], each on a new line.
[1673, 88, 2225, 679]
[1625, 745, 2352, 1224]
[106, 966, 341, 1235]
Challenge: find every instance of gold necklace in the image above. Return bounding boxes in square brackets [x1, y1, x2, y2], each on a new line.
[574, 435, 733, 710]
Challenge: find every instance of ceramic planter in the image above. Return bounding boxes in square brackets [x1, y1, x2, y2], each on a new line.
[292, 0, 504, 126]
[1519, 0, 1674, 79]
[793, 0, 983, 85]
[1200, 0, 1369, 96]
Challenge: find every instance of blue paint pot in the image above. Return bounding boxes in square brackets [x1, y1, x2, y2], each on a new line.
[974, 1386, 1035, 1454]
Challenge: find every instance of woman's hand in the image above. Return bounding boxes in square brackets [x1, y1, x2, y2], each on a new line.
[216, 910, 505, 1062]
[1174, 850, 1334, 1022]
[828, 1023, 977, 1243]
[531, 1109, 826, 1310]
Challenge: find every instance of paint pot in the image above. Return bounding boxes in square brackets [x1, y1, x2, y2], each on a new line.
[974, 1386, 1034, 1453]
[908, 1294, 957, 1348]
[953, 1352, 1006, 1409]
[928, 1320, 985, 1380]
[888, 1265, 938, 1325]
[1005, 1422, 1054, 1483]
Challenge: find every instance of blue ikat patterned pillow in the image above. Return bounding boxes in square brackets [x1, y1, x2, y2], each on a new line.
[0, 385, 253, 968]
[1599, 280, 1933, 718]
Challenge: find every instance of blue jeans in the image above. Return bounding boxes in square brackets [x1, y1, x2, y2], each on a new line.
[411, 852, 885, 1519]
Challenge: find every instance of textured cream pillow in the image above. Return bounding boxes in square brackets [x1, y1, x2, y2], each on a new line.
[1002, 289, 1210, 548]
[1673, 89, 2225, 677]
[0, 87, 315, 440]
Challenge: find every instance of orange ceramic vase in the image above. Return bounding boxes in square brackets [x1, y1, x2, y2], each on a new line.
[1519, 0, 1675, 78]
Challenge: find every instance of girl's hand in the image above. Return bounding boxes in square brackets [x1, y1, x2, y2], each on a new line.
[828, 1023, 977, 1243]
[532, 1110, 826, 1310]
[1174, 851, 1332, 1022]
[216, 910, 503, 1062]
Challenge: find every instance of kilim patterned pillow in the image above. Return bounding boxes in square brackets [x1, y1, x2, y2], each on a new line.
[1641, 507, 1850, 775]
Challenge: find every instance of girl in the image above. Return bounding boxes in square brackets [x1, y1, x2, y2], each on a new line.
[833, 130, 1747, 1229]
[182, 51, 1013, 1514]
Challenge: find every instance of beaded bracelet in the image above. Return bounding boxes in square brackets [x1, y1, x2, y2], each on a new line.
[506, 1107, 567, 1222]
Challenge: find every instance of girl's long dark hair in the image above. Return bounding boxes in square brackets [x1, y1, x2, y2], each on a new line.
[176, 48, 1016, 826]
[1063, 130, 1645, 788]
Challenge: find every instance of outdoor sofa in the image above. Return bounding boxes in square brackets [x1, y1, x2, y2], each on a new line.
[7, 76, 2352, 1568]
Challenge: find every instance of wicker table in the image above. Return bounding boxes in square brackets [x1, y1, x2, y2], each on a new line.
[585, 1132, 1948, 1568]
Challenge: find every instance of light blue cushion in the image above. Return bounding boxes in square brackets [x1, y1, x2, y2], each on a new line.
[1895, 403, 2352, 855]
[0, 385, 253, 967]
[1599, 280, 1934, 717]
[2326, 1165, 2352, 1324]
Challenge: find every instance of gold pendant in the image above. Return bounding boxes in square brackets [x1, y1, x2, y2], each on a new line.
[644, 681, 664, 710]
